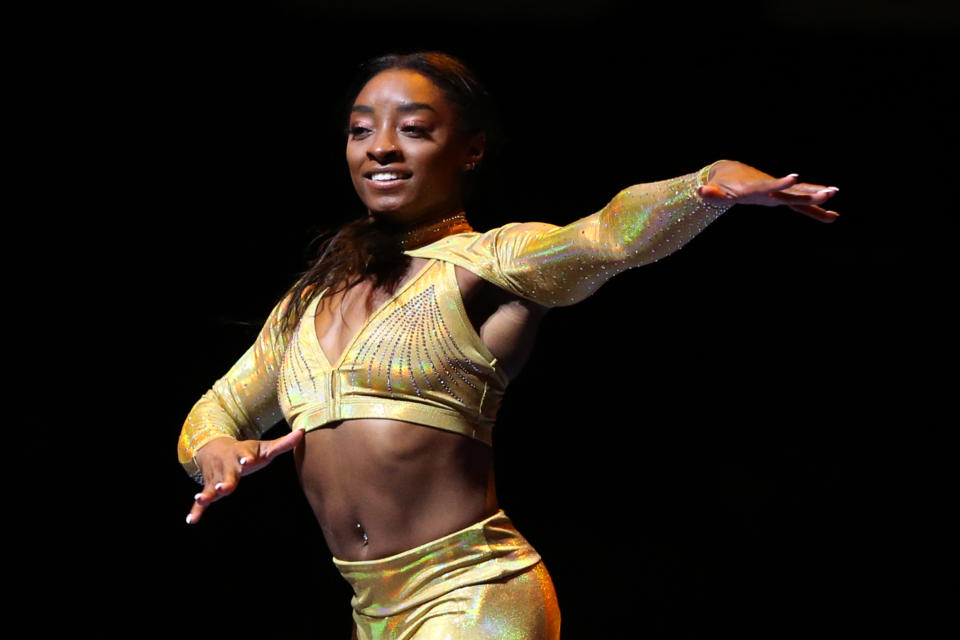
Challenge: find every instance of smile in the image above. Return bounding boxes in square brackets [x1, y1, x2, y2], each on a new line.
[363, 170, 412, 190]
[364, 169, 413, 186]
[370, 172, 405, 181]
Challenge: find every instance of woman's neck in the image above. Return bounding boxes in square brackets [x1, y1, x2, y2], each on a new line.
[395, 212, 474, 250]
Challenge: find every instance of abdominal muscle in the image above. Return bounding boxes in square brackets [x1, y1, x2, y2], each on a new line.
[297, 261, 545, 561]
[294, 418, 498, 561]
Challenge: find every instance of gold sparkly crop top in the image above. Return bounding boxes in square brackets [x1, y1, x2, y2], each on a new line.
[178, 163, 731, 481]
[279, 258, 508, 444]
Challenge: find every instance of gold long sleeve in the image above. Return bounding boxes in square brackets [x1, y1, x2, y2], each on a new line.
[178, 164, 730, 481]
[406, 162, 733, 307]
[177, 296, 292, 483]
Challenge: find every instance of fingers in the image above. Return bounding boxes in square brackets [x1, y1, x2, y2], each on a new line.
[774, 182, 840, 222]
[781, 182, 837, 195]
[260, 427, 305, 462]
[759, 173, 800, 194]
[771, 190, 834, 204]
[788, 203, 840, 224]
[187, 466, 240, 525]
[706, 165, 841, 222]
[185, 430, 305, 525]
[186, 441, 248, 525]
[754, 174, 840, 222]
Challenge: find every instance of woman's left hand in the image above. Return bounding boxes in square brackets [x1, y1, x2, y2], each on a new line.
[698, 160, 840, 223]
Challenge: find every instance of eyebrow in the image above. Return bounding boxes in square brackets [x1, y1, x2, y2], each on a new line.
[350, 102, 437, 115]
[397, 102, 436, 114]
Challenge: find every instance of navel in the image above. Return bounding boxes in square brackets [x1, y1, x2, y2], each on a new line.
[356, 522, 369, 546]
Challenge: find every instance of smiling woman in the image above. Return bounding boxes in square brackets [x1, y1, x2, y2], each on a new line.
[176, 51, 840, 639]
[346, 70, 485, 223]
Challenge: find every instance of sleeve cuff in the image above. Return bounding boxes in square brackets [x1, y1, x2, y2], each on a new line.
[695, 160, 734, 214]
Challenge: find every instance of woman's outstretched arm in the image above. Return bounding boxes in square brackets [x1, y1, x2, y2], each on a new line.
[177, 294, 303, 523]
[408, 160, 839, 307]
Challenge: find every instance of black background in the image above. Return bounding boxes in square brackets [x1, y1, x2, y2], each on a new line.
[25, 0, 955, 637]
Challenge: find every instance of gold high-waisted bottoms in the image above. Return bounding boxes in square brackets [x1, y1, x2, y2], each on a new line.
[333, 510, 561, 640]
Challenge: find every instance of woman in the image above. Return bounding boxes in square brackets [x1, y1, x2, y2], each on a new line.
[177, 52, 839, 639]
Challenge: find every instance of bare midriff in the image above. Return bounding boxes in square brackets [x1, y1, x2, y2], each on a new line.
[297, 259, 545, 561]
[295, 418, 498, 561]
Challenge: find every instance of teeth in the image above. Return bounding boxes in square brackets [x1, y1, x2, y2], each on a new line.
[370, 172, 401, 181]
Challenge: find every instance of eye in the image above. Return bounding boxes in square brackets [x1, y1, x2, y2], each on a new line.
[347, 125, 372, 139]
[401, 125, 429, 138]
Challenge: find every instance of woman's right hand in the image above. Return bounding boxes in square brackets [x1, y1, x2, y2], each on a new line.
[186, 428, 305, 524]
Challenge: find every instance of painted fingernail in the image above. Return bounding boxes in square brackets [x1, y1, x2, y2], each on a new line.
[186, 514, 193, 524]
[787, 173, 799, 178]
[194, 493, 202, 501]
[296, 425, 306, 431]
[826, 186, 839, 191]
[215, 482, 224, 491]
[239, 457, 248, 465]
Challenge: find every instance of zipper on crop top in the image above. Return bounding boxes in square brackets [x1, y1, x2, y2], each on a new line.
[329, 368, 338, 419]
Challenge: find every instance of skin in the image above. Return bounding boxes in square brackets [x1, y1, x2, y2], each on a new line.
[187, 68, 840, 561]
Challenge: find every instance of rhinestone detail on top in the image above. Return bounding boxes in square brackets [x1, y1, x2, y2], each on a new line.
[348, 283, 481, 401]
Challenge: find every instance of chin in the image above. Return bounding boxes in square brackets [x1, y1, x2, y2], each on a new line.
[361, 191, 408, 213]
[366, 207, 418, 229]
[365, 200, 432, 226]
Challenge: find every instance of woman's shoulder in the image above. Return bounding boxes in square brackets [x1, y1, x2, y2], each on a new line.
[405, 221, 558, 256]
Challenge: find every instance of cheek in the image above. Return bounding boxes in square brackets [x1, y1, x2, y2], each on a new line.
[418, 146, 465, 183]
[346, 147, 366, 187]
[346, 144, 361, 170]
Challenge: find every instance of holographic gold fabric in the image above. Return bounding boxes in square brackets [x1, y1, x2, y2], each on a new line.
[333, 510, 560, 640]
[177, 296, 292, 482]
[279, 259, 508, 444]
[177, 163, 730, 481]
[407, 163, 731, 307]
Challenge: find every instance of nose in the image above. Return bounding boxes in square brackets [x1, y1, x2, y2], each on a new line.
[367, 128, 402, 164]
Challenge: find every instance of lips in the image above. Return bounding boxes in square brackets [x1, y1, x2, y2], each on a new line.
[362, 169, 412, 192]
[364, 168, 413, 185]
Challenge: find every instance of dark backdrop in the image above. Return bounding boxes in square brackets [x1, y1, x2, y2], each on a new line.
[32, 1, 953, 637]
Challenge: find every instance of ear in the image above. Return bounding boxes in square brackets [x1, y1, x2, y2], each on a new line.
[464, 132, 486, 169]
